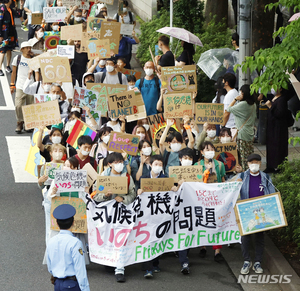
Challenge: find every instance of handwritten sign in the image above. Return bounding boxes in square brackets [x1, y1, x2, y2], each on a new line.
[61, 0, 89, 9]
[99, 0, 114, 4]
[87, 17, 105, 32]
[50, 197, 87, 233]
[107, 131, 140, 156]
[45, 162, 63, 185]
[161, 65, 197, 93]
[108, 90, 138, 119]
[140, 178, 174, 192]
[81, 31, 101, 52]
[43, 7, 67, 23]
[44, 34, 60, 50]
[214, 142, 238, 172]
[22, 100, 62, 130]
[57, 45, 75, 59]
[82, 163, 98, 187]
[97, 176, 128, 194]
[120, 68, 142, 80]
[169, 166, 203, 182]
[195, 103, 224, 125]
[126, 91, 147, 122]
[163, 93, 193, 118]
[39, 56, 72, 83]
[54, 170, 87, 192]
[88, 39, 110, 59]
[120, 23, 134, 35]
[34, 94, 59, 103]
[28, 50, 57, 70]
[100, 21, 121, 53]
[31, 12, 43, 25]
[61, 24, 82, 41]
[73, 87, 101, 122]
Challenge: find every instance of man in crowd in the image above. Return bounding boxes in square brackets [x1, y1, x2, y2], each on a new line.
[155, 35, 175, 72]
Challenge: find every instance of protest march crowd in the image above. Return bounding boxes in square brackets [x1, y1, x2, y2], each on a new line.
[0, 0, 293, 290]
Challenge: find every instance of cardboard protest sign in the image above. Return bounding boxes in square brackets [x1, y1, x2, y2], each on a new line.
[97, 176, 128, 194]
[161, 65, 197, 93]
[107, 131, 140, 156]
[44, 34, 60, 50]
[67, 119, 97, 149]
[87, 17, 105, 32]
[126, 91, 147, 122]
[108, 90, 139, 119]
[31, 12, 43, 25]
[120, 23, 134, 36]
[99, 21, 121, 53]
[195, 103, 224, 125]
[54, 170, 87, 192]
[163, 93, 193, 118]
[234, 192, 287, 236]
[169, 166, 203, 182]
[81, 31, 101, 52]
[99, 0, 114, 4]
[88, 39, 111, 59]
[82, 163, 98, 187]
[214, 142, 238, 172]
[28, 50, 57, 70]
[57, 45, 75, 59]
[34, 94, 59, 103]
[87, 83, 127, 115]
[22, 100, 62, 130]
[50, 197, 87, 233]
[289, 73, 300, 101]
[141, 178, 175, 192]
[60, 24, 82, 41]
[147, 113, 182, 148]
[43, 7, 66, 23]
[118, 0, 124, 14]
[39, 57, 72, 83]
[61, 0, 89, 9]
[149, 45, 157, 69]
[44, 162, 63, 185]
[120, 68, 142, 80]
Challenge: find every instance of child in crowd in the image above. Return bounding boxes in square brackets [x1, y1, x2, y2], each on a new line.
[219, 127, 232, 144]
[102, 114, 126, 132]
[117, 57, 127, 71]
[127, 74, 136, 90]
[75, 135, 97, 171]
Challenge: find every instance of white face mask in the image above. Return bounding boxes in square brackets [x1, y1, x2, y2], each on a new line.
[181, 159, 193, 166]
[249, 163, 260, 173]
[37, 31, 44, 38]
[271, 88, 276, 96]
[63, 166, 71, 170]
[52, 152, 63, 160]
[152, 165, 162, 174]
[102, 135, 110, 144]
[207, 130, 216, 138]
[51, 136, 61, 144]
[170, 143, 182, 152]
[81, 149, 90, 156]
[52, 25, 59, 31]
[113, 163, 124, 173]
[75, 17, 82, 22]
[123, 7, 128, 13]
[68, 119, 76, 127]
[128, 85, 135, 90]
[158, 46, 162, 51]
[220, 136, 231, 144]
[99, 60, 106, 66]
[204, 150, 215, 160]
[145, 68, 154, 76]
[43, 84, 51, 92]
[143, 124, 150, 131]
[142, 147, 152, 156]
[106, 65, 115, 73]
[110, 117, 118, 122]
[137, 133, 145, 140]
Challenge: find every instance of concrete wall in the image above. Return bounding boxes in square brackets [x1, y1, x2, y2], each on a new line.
[129, 0, 157, 21]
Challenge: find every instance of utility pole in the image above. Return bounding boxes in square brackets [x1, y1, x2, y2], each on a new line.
[170, 0, 173, 44]
[239, 0, 251, 86]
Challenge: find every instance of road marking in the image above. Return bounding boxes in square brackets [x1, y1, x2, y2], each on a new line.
[6, 136, 37, 183]
[0, 64, 15, 110]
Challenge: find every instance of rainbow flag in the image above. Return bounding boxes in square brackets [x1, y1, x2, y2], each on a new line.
[67, 119, 97, 149]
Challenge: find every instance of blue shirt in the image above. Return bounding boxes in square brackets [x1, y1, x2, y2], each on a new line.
[24, 0, 47, 24]
[46, 230, 90, 291]
[94, 66, 106, 73]
[115, 36, 137, 58]
[135, 78, 161, 116]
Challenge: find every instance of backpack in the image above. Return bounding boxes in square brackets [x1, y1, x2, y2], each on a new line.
[100, 71, 123, 84]
[116, 11, 133, 24]
[138, 76, 160, 96]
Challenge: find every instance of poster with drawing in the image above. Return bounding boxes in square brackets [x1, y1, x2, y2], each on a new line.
[99, 21, 121, 53]
[88, 39, 111, 59]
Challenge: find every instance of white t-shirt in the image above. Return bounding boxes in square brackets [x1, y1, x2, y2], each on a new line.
[94, 71, 128, 86]
[223, 88, 239, 128]
[12, 55, 34, 90]
[104, 121, 121, 132]
[113, 11, 135, 24]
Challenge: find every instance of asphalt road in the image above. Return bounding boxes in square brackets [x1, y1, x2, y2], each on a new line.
[0, 11, 242, 291]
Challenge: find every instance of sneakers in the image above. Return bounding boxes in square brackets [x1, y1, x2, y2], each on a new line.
[6, 66, 12, 74]
[0, 70, 4, 76]
[144, 270, 153, 279]
[253, 262, 263, 273]
[181, 263, 190, 275]
[115, 273, 126, 283]
[199, 248, 207, 258]
[153, 266, 161, 273]
[214, 253, 225, 263]
[21, 25, 28, 31]
[240, 261, 252, 275]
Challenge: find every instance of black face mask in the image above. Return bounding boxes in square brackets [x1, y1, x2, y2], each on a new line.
[86, 79, 94, 83]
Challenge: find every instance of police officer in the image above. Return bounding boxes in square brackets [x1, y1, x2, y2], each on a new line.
[46, 204, 90, 291]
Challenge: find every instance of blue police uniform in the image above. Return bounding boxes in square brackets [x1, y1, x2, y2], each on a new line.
[46, 205, 90, 291]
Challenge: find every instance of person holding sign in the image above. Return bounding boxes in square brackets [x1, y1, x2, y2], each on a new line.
[236, 154, 275, 275]
[195, 123, 220, 150]
[155, 35, 175, 72]
[91, 152, 136, 283]
[74, 135, 97, 171]
[46, 204, 90, 291]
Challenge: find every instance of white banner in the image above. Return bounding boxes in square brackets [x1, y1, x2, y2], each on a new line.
[85, 181, 242, 267]
[54, 170, 87, 192]
[43, 7, 67, 23]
